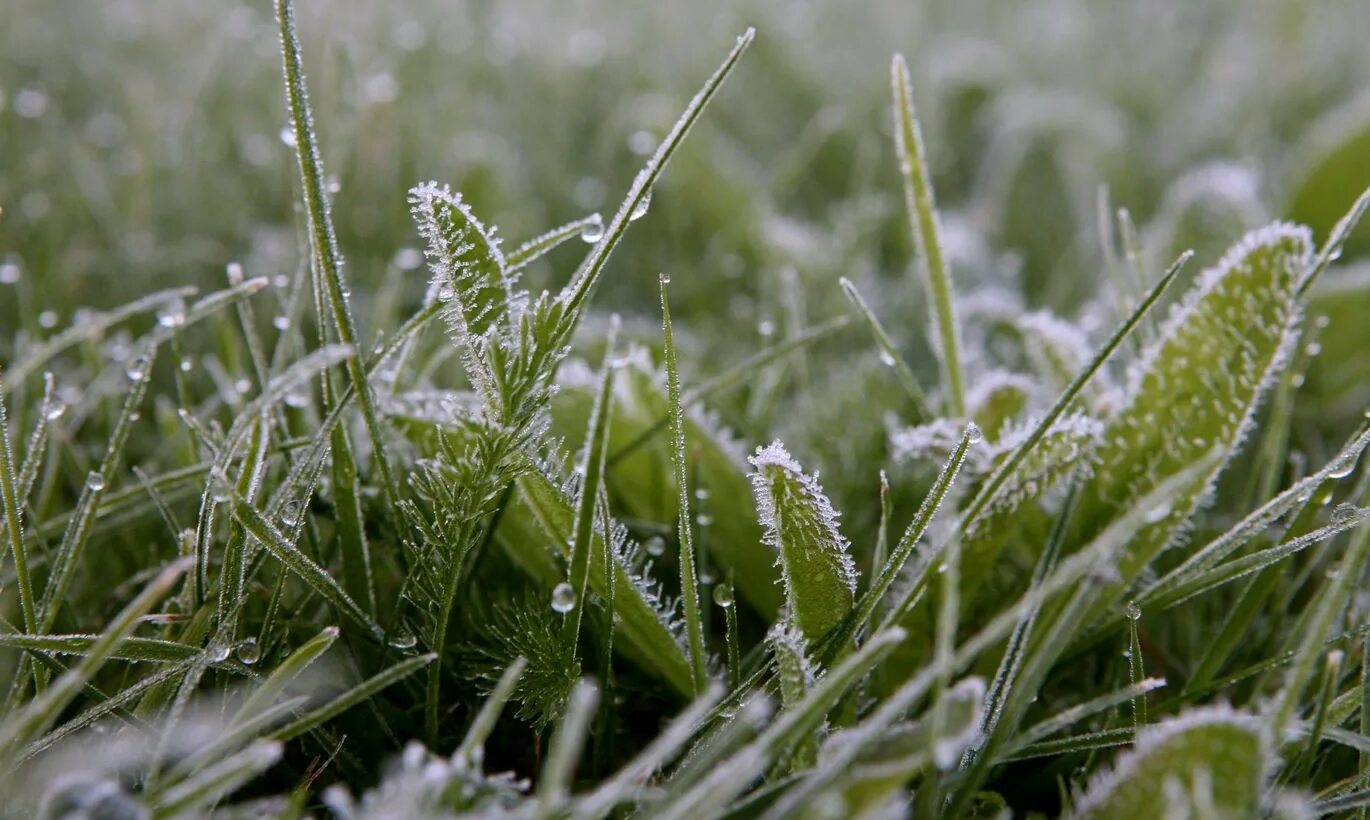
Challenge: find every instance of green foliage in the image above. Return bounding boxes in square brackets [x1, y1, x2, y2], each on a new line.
[1, 0, 1369, 816]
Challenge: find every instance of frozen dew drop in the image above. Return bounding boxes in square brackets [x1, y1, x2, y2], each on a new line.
[235, 378, 253, 395]
[44, 402, 67, 422]
[282, 499, 302, 528]
[936, 562, 949, 574]
[437, 283, 455, 302]
[1304, 342, 1321, 357]
[0, 261, 20, 284]
[272, 315, 290, 331]
[695, 487, 711, 502]
[579, 213, 605, 243]
[659, 273, 672, 285]
[696, 512, 714, 526]
[208, 641, 232, 663]
[38, 310, 58, 329]
[325, 175, 341, 194]
[629, 190, 652, 222]
[1331, 503, 1360, 525]
[389, 625, 418, 651]
[209, 468, 233, 503]
[644, 536, 666, 557]
[1125, 600, 1141, 621]
[85, 471, 107, 492]
[1327, 454, 1358, 480]
[279, 126, 297, 147]
[179, 357, 194, 373]
[757, 319, 775, 337]
[125, 356, 150, 382]
[965, 422, 983, 444]
[627, 130, 656, 156]
[878, 349, 896, 367]
[551, 582, 577, 613]
[157, 298, 186, 329]
[712, 583, 734, 608]
[235, 638, 260, 665]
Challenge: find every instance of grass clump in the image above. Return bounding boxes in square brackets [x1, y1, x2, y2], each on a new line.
[1, 0, 1369, 817]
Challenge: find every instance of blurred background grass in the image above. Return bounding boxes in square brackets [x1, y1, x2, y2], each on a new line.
[2, 0, 1369, 513]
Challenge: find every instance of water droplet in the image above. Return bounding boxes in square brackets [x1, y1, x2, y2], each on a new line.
[878, 349, 896, 367]
[1327, 454, 1358, 480]
[1331, 503, 1360, 525]
[757, 319, 775, 337]
[44, 402, 67, 422]
[695, 487, 711, 502]
[273, 315, 290, 331]
[325, 175, 341, 194]
[226, 261, 245, 284]
[125, 356, 150, 382]
[696, 512, 714, 526]
[644, 536, 666, 557]
[279, 126, 297, 147]
[284, 390, 310, 409]
[627, 130, 656, 156]
[209, 468, 233, 503]
[1125, 600, 1141, 621]
[659, 273, 672, 284]
[437, 284, 455, 302]
[179, 357, 194, 373]
[579, 214, 604, 243]
[85, 471, 106, 492]
[38, 310, 58, 329]
[936, 562, 948, 574]
[235, 378, 252, 395]
[1304, 342, 1321, 357]
[282, 500, 302, 528]
[157, 299, 186, 329]
[629, 190, 652, 222]
[713, 584, 734, 608]
[235, 638, 260, 665]
[0, 262, 20, 284]
[965, 423, 983, 444]
[551, 582, 577, 613]
[389, 625, 418, 650]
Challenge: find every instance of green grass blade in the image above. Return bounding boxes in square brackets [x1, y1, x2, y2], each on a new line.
[0, 369, 37, 636]
[538, 679, 600, 814]
[507, 213, 603, 274]
[661, 277, 709, 692]
[235, 625, 339, 721]
[274, 0, 398, 506]
[557, 28, 754, 325]
[0, 633, 200, 663]
[268, 653, 435, 743]
[838, 277, 932, 421]
[454, 656, 527, 767]
[891, 53, 965, 416]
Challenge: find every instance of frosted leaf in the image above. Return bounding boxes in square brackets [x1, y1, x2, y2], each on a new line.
[1068, 706, 1265, 819]
[1078, 223, 1313, 588]
[749, 441, 857, 642]
[408, 182, 521, 342]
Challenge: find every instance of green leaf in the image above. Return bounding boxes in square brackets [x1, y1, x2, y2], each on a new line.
[409, 182, 517, 342]
[1068, 706, 1266, 819]
[1074, 223, 1313, 592]
[1289, 99, 1370, 259]
[748, 441, 857, 643]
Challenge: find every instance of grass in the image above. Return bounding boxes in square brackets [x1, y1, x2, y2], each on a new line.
[2, 0, 1370, 816]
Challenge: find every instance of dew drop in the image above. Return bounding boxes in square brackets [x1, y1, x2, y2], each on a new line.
[1331, 503, 1361, 525]
[1326, 454, 1358, 480]
[235, 638, 260, 665]
[712, 583, 734, 608]
[757, 319, 775, 337]
[551, 582, 577, 613]
[696, 512, 714, 526]
[659, 273, 671, 284]
[644, 536, 666, 557]
[281, 500, 302, 528]
[278, 126, 297, 147]
[389, 625, 418, 650]
[1125, 600, 1141, 621]
[0, 262, 21, 284]
[437, 284, 455, 302]
[179, 357, 194, 373]
[878, 349, 896, 367]
[209, 468, 233, 503]
[579, 214, 604, 243]
[936, 562, 948, 574]
[208, 642, 231, 663]
[965, 423, 983, 444]
[629, 190, 652, 222]
[273, 315, 290, 331]
[1143, 502, 1171, 523]
[125, 356, 150, 382]
[85, 471, 106, 492]
[44, 402, 67, 422]
[38, 310, 58, 329]
[157, 300, 186, 328]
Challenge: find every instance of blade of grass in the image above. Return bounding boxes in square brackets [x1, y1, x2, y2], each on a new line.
[662, 277, 709, 692]
[838, 277, 932, 421]
[891, 53, 965, 416]
[268, 653, 435, 743]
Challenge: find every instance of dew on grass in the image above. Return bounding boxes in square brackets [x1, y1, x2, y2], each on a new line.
[757, 319, 775, 337]
[38, 311, 58, 329]
[551, 582, 577, 613]
[389, 626, 418, 651]
[629, 190, 653, 222]
[644, 536, 666, 557]
[1330, 503, 1360, 524]
[879, 349, 896, 367]
[1327, 453, 1358, 479]
[44, 402, 67, 421]
[713, 583, 734, 608]
[1144, 502, 1172, 523]
[85, 471, 106, 492]
[125, 355, 150, 381]
[1125, 600, 1142, 621]
[579, 213, 604, 243]
[0, 261, 19, 284]
[208, 642, 232, 663]
[273, 315, 290, 330]
[209, 468, 233, 503]
[966, 422, 983, 444]
[235, 638, 260, 665]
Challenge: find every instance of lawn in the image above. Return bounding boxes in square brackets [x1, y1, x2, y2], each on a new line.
[1, 0, 1369, 816]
